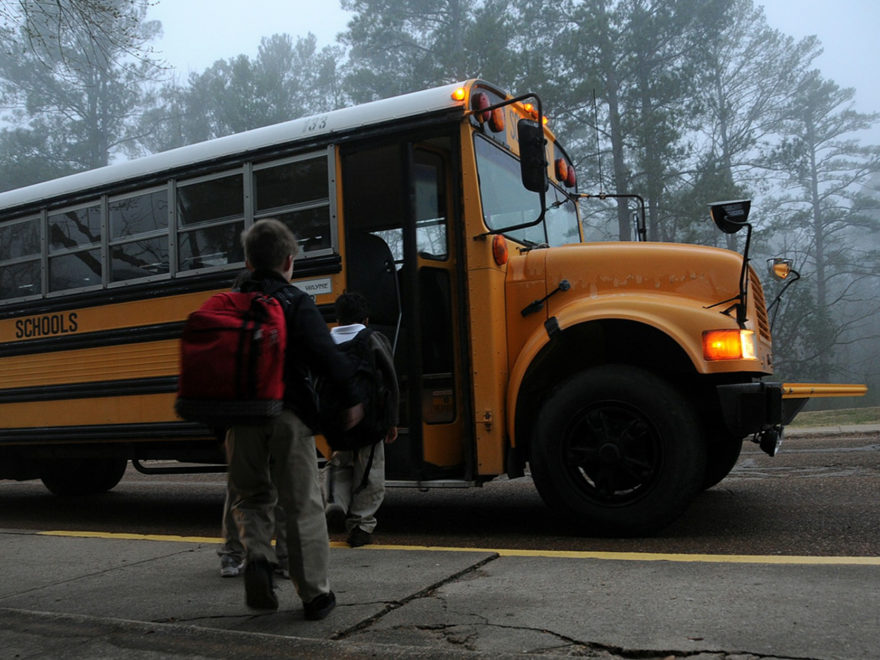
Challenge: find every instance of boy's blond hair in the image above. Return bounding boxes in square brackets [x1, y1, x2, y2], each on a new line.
[241, 218, 299, 272]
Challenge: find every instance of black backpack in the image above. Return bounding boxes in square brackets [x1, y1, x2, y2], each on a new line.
[317, 328, 388, 451]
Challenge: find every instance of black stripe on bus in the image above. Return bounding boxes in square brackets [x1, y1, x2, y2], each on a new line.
[0, 322, 185, 357]
[1, 295, 335, 357]
[0, 254, 341, 320]
[0, 376, 178, 404]
[0, 422, 212, 443]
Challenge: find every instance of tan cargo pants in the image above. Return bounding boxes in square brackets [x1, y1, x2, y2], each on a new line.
[325, 441, 386, 534]
[226, 410, 330, 603]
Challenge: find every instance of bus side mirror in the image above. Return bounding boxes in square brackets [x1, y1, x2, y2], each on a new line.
[709, 199, 751, 234]
[518, 119, 548, 193]
[769, 258, 794, 281]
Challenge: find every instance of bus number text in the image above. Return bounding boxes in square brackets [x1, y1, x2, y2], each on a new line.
[302, 115, 329, 133]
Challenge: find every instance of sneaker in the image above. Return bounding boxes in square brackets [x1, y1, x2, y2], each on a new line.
[304, 591, 336, 620]
[244, 559, 278, 610]
[347, 527, 372, 548]
[220, 555, 244, 578]
[325, 504, 346, 534]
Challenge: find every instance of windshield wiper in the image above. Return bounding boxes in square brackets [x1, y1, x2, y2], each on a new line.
[515, 237, 550, 252]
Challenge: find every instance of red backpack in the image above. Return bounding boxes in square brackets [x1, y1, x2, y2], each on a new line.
[175, 291, 287, 427]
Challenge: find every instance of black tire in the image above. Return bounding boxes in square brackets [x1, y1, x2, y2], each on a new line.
[702, 436, 743, 490]
[530, 365, 706, 536]
[40, 458, 127, 496]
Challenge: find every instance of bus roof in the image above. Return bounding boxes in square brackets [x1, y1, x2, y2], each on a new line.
[0, 80, 487, 215]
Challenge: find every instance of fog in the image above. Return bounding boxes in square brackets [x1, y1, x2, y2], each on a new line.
[147, 0, 880, 142]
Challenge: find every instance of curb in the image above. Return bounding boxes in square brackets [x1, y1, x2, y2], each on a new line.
[0, 608, 528, 660]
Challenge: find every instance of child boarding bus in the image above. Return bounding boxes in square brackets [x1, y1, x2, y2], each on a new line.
[0, 80, 866, 534]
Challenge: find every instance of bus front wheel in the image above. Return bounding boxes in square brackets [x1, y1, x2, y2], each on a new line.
[529, 365, 706, 536]
[40, 457, 127, 496]
[702, 435, 743, 490]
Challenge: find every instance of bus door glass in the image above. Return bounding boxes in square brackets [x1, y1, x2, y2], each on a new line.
[340, 139, 465, 482]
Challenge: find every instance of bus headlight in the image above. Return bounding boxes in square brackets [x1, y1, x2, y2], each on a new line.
[703, 329, 757, 361]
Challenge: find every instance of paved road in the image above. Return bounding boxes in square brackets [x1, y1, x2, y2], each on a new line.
[1, 429, 877, 556]
[0, 428, 877, 658]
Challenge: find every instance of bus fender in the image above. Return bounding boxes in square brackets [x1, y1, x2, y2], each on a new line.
[505, 295, 723, 447]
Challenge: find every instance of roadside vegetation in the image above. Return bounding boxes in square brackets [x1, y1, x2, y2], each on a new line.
[789, 406, 880, 427]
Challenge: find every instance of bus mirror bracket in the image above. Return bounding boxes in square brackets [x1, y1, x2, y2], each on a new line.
[766, 258, 801, 330]
[706, 199, 754, 327]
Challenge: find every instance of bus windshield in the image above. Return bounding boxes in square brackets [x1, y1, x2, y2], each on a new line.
[474, 134, 580, 247]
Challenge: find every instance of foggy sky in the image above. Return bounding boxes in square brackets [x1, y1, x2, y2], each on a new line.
[146, 0, 880, 142]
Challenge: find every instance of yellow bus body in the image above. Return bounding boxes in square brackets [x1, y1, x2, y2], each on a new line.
[0, 79, 865, 532]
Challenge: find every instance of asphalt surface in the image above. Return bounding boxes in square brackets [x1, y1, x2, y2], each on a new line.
[2, 424, 878, 659]
[2, 528, 879, 659]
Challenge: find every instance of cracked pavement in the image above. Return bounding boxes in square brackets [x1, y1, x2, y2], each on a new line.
[1, 529, 878, 659]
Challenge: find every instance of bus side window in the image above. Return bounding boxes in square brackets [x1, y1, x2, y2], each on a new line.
[177, 172, 245, 271]
[48, 205, 102, 291]
[253, 155, 333, 255]
[108, 189, 170, 282]
[0, 215, 41, 300]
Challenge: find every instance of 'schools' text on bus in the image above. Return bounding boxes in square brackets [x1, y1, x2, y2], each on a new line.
[0, 80, 865, 533]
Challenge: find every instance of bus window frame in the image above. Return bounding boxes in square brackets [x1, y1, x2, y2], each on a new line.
[106, 182, 172, 288]
[251, 147, 338, 259]
[0, 213, 42, 262]
[0, 145, 341, 303]
[48, 199, 102, 252]
[176, 168, 246, 228]
[46, 199, 104, 297]
[175, 167, 247, 274]
[0, 213, 44, 303]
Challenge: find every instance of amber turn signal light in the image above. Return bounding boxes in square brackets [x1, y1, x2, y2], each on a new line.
[492, 234, 508, 266]
[703, 329, 756, 361]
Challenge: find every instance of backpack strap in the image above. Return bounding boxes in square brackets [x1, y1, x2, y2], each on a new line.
[354, 441, 379, 495]
[326, 440, 380, 499]
[264, 280, 295, 311]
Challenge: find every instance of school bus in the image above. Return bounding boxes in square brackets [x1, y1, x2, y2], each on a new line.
[0, 80, 866, 534]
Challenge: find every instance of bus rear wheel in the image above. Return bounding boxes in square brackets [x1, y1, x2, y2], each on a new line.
[40, 457, 127, 496]
[530, 365, 706, 536]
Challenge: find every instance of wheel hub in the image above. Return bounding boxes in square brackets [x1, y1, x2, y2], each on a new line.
[598, 442, 621, 464]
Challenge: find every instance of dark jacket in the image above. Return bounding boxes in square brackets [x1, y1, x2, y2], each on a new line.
[240, 270, 358, 431]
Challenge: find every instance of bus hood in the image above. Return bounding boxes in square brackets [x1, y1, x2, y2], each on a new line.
[505, 241, 772, 375]
[508, 241, 747, 310]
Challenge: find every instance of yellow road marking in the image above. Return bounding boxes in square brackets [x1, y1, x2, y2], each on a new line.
[40, 530, 219, 544]
[36, 531, 880, 566]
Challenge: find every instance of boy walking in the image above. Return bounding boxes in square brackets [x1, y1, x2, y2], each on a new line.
[325, 291, 399, 547]
[226, 219, 362, 619]
[218, 270, 287, 579]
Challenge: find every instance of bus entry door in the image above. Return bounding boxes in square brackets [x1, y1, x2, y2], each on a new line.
[341, 140, 466, 482]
